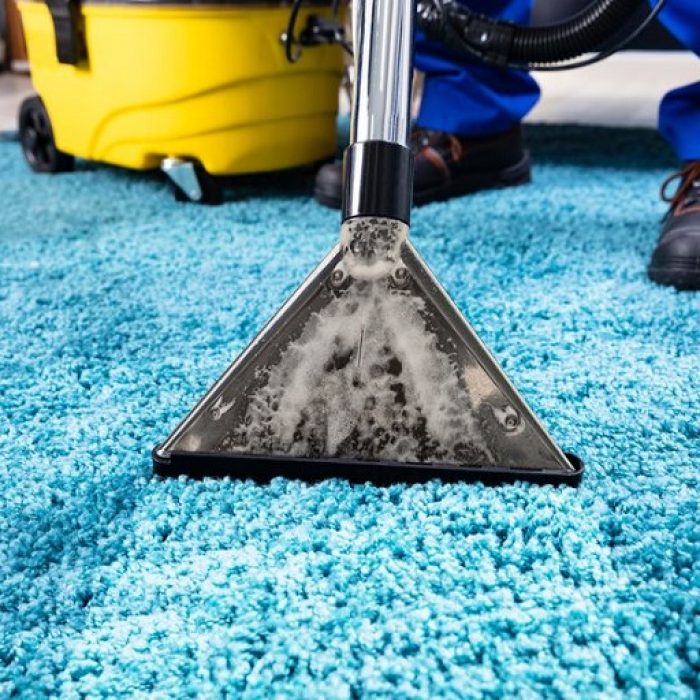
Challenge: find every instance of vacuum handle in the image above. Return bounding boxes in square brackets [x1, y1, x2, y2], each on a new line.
[46, 0, 87, 65]
[342, 0, 415, 224]
[350, 0, 414, 146]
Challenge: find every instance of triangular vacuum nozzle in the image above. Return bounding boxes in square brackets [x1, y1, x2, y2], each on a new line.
[153, 0, 581, 486]
[154, 217, 582, 486]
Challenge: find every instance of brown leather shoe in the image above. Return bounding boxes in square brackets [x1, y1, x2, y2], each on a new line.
[314, 125, 531, 209]
[648, 161, 700, 290]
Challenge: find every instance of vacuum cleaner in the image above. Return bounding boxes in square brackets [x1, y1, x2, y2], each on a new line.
[17, 0, 345, 203]
[153, 0, 665, 486]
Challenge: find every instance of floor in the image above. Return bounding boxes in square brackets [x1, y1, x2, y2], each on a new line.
[0, 72, 33, 130]
[1, 51, 696, 133]
[2, 121, 698, 698]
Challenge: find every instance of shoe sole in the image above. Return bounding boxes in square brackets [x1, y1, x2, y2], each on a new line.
[648, 257, 700, 290]
[314, 152, 532, 210]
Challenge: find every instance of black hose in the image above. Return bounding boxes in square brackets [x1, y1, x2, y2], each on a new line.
[509, 0, 645, 63]
[417, 0, 652, 67]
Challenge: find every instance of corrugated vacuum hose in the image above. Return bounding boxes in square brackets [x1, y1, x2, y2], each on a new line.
[282, 0, 668, 71]
[416, 0, 669, 70]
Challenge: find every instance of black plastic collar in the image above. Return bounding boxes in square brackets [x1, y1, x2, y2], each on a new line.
[342, 141, 414, 225]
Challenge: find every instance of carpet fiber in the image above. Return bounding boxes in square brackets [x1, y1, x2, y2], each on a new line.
[1, 126, 698, 698]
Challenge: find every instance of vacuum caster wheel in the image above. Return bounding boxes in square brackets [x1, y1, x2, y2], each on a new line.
[161, 158, 223, 205]
[18, 96, 75, 174]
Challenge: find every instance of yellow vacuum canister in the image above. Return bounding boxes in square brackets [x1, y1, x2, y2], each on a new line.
[17, 0, 345, 203]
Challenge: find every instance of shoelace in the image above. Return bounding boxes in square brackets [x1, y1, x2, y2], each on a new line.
[410, 128, 464, 162]
[660, 161, 700, 213]
[410, 127, 434, 151]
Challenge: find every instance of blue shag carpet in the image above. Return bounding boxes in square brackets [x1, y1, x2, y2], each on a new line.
[1, 126, 699, 698]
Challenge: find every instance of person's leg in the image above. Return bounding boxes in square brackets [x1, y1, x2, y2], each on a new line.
[314, 0, 538, 209]
[414, 0, 539, 137]
[648, 0, 700, 289]
[656, 0, 700, 160]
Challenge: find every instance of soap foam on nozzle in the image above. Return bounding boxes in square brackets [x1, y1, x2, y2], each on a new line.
[224, 280, 493, 465]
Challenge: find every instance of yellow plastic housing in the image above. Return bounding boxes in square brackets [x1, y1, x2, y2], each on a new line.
[18, 1, 343, 174]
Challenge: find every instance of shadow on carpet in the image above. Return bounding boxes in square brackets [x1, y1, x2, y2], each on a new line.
[0, 126, 698, 698]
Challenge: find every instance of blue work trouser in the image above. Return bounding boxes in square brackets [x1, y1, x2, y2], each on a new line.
[414, 0, 700, 160]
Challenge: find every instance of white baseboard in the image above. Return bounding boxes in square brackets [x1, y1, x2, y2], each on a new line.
[529, 51, 697, 129]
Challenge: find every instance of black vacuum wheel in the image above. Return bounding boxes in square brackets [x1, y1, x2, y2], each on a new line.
[171, 161, 224, 205]
[18, 96, 75, 174]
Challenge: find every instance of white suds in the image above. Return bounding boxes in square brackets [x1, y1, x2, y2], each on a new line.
[224, 281, 493, 464]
